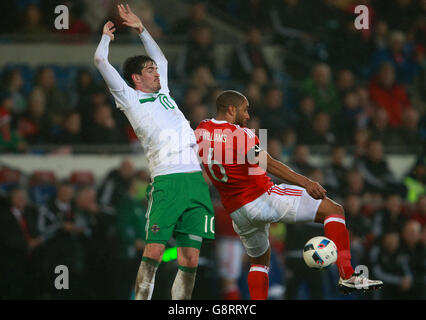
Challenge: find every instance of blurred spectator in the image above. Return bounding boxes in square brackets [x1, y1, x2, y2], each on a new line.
[372, 193, 408, 238]
[172, 1, 209, 36]
[17, 88, 52, 144]
[280, 128, 297, 158]
[0, 187, 41, 299]
[343, 169, 366, 198]
[132, 1, 165, 39]
[1, 69, 27, 114]
[189, 104, 209, 129]
[356, 140, 402, 194]
[267, 138, 283, 162]
[370, 232, 413, 299]
[301, 63, 340, 116]
[352, 127, 370, 159]
[0, 108, 27, 153]
[371, 20, 390, 51]
[301, 112, 335, 145]
[82, 0, 113, 35]
[73, 185, 118, 299]
[288, 144, 315, 176]
[115, 177, 147, 299]
[295, 95, 316, 141]
[338, 90, 369, 144]
[20, 4, 48, 36]
[37, 181, 80, 298]
[369, 63, 411, 127]
[344, 194, 373, 265]
[246, 116, 261, 137]
[403, 159, 426, 204]
[176, 23, 216, 78]
[244, 82, 263, 112]
[257, 86, 288, 138]
[400, 220, 425, 299]
[70, 68, 98, 111]
[395, 108, 424, 147]
[370, 30, 420, 85]
[188, 66, 217, 100]
[84, 104, 127, 145]
[367, 107, 395, 144]
[231, 27, 271, 81]
[336, 69, 356, 100]
[97, 159, 135, 215]
[410, 195, 426, 226]
[34, 67, 67, 124]
[53, 111, 83, 146]
[323, 146, 349, 197]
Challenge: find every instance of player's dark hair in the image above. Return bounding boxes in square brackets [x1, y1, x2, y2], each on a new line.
[216, 90, 247, 114]
[123, 55, 156, 88]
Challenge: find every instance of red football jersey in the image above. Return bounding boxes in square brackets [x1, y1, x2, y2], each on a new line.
[195, 119, 273, 214]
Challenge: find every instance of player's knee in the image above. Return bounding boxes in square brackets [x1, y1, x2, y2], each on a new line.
[143, 243, 165, 261]
[334, 203, 345, 218]
[178, 250, 199, 268]
[180, 255, 199, 268]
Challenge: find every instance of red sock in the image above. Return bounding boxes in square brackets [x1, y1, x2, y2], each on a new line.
[324, 215, 355, 279]
[247, 264, 269, 300]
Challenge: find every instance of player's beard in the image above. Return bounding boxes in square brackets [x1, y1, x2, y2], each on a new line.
[235, 112, 248, 127]
[153, 79, 161, 92]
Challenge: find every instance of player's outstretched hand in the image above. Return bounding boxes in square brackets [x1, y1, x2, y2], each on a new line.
[103, 21, 116, 40]
[117, 3, 144, 34]
[304, 179, 326, 200]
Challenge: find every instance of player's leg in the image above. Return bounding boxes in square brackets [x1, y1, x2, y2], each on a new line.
[231, 204, 272, 300]
[314, 198, 355, 280]
[172, 171, 216, 300]
[135, 242, 165, 300]
[314, 198, 382, 293]
[135, 175, 178, 300]
[247, 246, 270, 300]
[172, 241, 201, 300]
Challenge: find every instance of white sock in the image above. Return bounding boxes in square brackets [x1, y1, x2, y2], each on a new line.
[135, 259, 158, 300]
[171, 267, 197, 300]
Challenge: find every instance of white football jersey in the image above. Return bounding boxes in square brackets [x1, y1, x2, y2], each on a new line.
[95, 31, 201, 178]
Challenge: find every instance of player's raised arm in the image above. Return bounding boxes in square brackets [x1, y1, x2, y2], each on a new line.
[265, 152, 327, 200]
[94, 21, 129, 92]
[117, 4, 168, 90]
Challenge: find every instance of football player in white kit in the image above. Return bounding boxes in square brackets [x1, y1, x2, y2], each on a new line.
[94, 4, 215, 300]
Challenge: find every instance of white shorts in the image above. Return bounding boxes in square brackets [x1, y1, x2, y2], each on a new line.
[216, 237, 244, 280]
[230, 184, 322, 258]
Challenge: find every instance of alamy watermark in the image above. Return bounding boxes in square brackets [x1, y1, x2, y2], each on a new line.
[54, 5, 69, 30]
[54, 265, 69, 290]
[354, 5, 369, 30]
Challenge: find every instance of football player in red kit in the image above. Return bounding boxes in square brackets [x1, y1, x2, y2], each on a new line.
[195, 90, 382, 299]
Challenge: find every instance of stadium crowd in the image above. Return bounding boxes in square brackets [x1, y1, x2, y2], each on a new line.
[0, 0, 425, 299]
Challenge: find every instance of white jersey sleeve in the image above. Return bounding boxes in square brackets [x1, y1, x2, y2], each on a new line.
[139, 29, 169, 94]
[94, 34, 135, 109]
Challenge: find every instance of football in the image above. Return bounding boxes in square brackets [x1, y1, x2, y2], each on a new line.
[303, 236, 338, 269]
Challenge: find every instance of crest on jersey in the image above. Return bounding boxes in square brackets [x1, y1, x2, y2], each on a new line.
[151, 224, 160, 233]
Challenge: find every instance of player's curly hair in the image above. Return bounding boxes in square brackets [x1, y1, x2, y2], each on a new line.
[123, 55, 156, 88]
